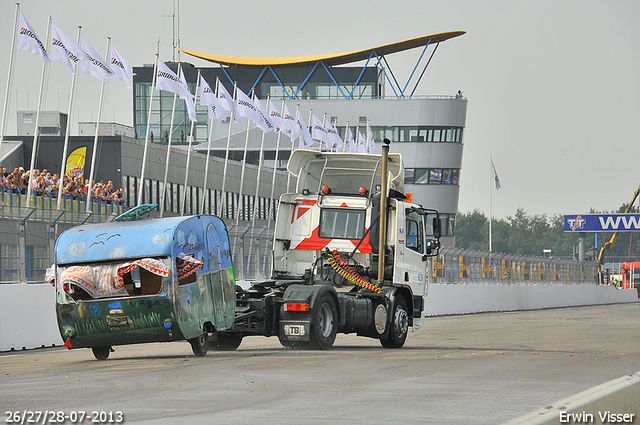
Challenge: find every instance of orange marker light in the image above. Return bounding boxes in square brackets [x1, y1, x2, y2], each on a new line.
[285, 303, 310, 312]
[358, 187, 368, 195]
[321, 185, 330, 194]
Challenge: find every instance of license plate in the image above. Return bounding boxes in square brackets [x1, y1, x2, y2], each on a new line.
[283, 324, 305, 336]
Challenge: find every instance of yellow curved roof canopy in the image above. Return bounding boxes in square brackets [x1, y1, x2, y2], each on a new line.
[179, 31, 465, 67]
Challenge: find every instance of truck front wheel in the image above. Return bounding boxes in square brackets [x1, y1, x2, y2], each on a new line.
[309, 293, 338, 350]
[380, 297, 409, 348]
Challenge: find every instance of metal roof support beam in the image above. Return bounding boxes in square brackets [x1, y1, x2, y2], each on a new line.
[319, 61, 349, 100]
[373, 51, 400, 99]
[401, 37, 432, 98]
[219, 64, 234, 87]
[380, 54, 403, 98]
[409, 42, 439, 98]
[267, 66, 293, 99]
[249, 66, 269, 94]
[349, 52, 375, 99]
[293, 61, 320, 99]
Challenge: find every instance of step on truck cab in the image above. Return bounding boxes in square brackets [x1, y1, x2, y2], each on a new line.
[52, 210, 238, 359]
[230, 140, 442, 349]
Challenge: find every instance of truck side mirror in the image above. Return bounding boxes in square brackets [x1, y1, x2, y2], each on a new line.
[433, 218, 441, 239]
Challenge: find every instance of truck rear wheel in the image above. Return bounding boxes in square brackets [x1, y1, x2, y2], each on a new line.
[189, 332, 209, 357]
[211, 332, 243, 351]
[92, 346, 111, 360]
[308, 293, 338, 350]
[380, 297, 409, 348]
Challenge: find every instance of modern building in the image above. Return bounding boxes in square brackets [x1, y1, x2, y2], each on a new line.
[132, 31, 467, 248]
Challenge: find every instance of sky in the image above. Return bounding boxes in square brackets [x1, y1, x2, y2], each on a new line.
[1, 0, 639, 220]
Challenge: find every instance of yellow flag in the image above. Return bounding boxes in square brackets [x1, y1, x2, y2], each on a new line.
[65, 146, 87, 180]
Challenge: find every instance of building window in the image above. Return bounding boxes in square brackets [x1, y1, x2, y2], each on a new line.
[405, 169, 459, 185]
[339, 125, 463, 144]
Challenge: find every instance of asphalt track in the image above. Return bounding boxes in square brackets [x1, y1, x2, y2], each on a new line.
[2, 303, 640, 424]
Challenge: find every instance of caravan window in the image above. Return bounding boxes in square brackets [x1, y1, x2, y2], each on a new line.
[58, 257, 171, 301]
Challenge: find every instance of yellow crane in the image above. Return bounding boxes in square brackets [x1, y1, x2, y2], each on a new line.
[597, 183, 640, 264]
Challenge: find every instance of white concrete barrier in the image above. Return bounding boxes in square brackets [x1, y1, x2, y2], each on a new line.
[0, 283, 636, 352]
[503, 370, 640, 424]
[0, 284, 63, 352]
[425, 284, 637, 316]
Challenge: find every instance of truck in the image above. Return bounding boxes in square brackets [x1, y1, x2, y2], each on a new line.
[52, 140, 442, 358]
[621, 262, 640, 295]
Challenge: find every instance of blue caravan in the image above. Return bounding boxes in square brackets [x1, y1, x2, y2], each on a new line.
[52, 210, 239, 359]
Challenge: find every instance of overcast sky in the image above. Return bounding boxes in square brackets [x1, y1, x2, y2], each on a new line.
[1, 0, 639, 220]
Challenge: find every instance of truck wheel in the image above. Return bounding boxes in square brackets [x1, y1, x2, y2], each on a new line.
[189, 332, 209, 357]
[211, 333, 243, 351]
[308, 293, 338, 350]
[92, 346, 111, 360]
[380, 297, 409, 348]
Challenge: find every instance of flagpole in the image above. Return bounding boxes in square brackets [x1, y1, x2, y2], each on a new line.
[219, 82, 237, 218]
[200, 76, 218, 215]
[307, 108, 313, 150]
[180, 69, 200, 216]
[344, 121, 350, 152]
[84, 38, 111, 212]
[159, 62, 182, 218]
[266, 99, 285, 252]
[286, 104, 300, 193]
[0, 3, 20, 164]
[232, 89, 255, 267]
[53, 26, 82, 210]
[26, 16, 51, 208]
[138, 52, 159, 206]
[366, 119, 371, 154]
[489, 157, 493, 252]
[247, 94, 270, 278]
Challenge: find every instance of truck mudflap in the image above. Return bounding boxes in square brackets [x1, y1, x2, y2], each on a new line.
[278, 285, 338, 349]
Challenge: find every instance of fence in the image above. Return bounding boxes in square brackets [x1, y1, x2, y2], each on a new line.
[0, 192, 125, 284]
[0, 192, 600, 286]
[432, 248, 599, 286]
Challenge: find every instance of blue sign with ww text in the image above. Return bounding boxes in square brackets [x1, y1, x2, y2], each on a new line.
[564, 214, 640, 232]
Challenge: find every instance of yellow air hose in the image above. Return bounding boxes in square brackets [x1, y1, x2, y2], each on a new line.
[326, 250, 384, 294]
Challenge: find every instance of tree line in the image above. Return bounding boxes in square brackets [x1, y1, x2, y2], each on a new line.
[454, 205, 640, 261]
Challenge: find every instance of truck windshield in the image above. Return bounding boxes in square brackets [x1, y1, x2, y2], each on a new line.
[319, 208, 366, 240]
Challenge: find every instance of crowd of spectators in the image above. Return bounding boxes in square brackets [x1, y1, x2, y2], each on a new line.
[0, 166, 124, 204]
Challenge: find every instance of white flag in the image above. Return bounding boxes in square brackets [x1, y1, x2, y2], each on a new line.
[49, 23, 86, 73]
[109, 44, 134, 88]
[216, 80, 243, 124]
[311, 115, 329, 145]
[282, 104, 299, 141]
[200, 76, 227, 121]
[297, 111, 313, 149]
[491, 159, 501, 190]
[366, 123, 375, 154]
[236, 88, 261, 125]
[179, 72, 197, 122]
[16, 12, 49, 63]
[325, 120, 343, 151]
[79, 38, 114, 81]
[357, 132, 366, 153]
[268, 100, 284, 133]
[253, 96, 275, 133]
[347, 128, 356, 153]
[156, 60, 193, 99]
